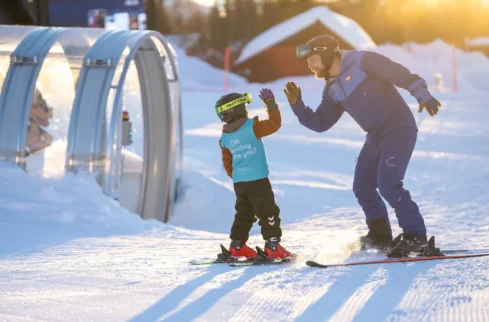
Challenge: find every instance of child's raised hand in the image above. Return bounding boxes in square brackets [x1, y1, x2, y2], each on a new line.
[259, 88, 278, 111]
[259, 88, 275, 104]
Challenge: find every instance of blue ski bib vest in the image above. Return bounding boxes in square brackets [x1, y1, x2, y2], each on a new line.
[221, 118, 269, 183]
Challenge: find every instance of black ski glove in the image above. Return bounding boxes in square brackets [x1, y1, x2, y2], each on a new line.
[409, 80, 441, 116]
[284, 82, 301, 105]
[418, 97, 441, 116]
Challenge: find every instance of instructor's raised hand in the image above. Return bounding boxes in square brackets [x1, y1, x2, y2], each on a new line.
[259, 88, 275, 104]
[418, 97, 441, 116]
[284, 82, 301, 105]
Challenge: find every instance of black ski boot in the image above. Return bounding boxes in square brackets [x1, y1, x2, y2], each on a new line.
[359, 232, 394, 251]
[347, 231, 392, 253]
[387, 233, 443, 258]
[357, 217, 394, 251]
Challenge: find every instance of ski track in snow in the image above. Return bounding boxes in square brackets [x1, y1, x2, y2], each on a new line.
[1, 89, 489, 321]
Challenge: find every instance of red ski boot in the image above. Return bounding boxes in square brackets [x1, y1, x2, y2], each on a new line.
[229, 240, 257, 259]
[264, 237, 292, 259]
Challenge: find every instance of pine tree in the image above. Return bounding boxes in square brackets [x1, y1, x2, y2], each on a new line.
[185, 9, 207, 34]
[148, 0, 172, 34]
[207, 2, 228, 49]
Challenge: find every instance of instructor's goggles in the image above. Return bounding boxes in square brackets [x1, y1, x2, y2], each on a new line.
[215, 92, 252, 116]
[296, 45, 339, 61]
[296, 45, 328, 61]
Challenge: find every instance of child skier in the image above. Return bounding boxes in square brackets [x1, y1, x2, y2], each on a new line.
[216, 88, 292, 260]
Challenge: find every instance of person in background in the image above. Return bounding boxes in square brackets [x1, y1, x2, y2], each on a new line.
[26, 90, 53, 155]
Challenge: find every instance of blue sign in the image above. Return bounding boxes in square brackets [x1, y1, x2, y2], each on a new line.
[48, 0, 146, 29]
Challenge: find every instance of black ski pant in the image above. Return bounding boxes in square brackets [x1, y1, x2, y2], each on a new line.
[230, 177, 281, 242]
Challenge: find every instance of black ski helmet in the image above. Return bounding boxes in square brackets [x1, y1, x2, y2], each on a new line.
[215, 92, 251, 123]
[297, 35, 340, 71]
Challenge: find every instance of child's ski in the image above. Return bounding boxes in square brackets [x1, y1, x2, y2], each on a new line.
[190, 244, 254, 265]
[190, 258, 254, 265]
[228, 246, 297, 267]
[229, 257, 295, 267]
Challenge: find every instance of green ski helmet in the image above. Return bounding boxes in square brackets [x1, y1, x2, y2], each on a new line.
[215, 92, 252, 123]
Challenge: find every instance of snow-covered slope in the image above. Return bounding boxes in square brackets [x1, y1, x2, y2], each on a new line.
[1, 40, 489, 321]
[466, 36, 489, 47]
[172, 44, 248, 90]
[374, 40, 489, 94]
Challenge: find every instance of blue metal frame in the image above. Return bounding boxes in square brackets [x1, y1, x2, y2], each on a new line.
[0, 27, 92, 166]
[104, 32, 170, 194]
[67, 29, 182, 221]
[0, 25, 183, 223]
[66, 30, 134, 172]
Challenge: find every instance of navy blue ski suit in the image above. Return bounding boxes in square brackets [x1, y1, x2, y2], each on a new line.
[290, 50, 435, 237]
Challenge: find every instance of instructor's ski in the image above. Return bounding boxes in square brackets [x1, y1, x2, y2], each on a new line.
[307, 236, 489, 268]
[306, 251, 489, 268]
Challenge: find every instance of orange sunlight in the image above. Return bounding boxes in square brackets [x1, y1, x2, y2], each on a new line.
[421, 0, 456, 6]
[423, 0, 489, 5]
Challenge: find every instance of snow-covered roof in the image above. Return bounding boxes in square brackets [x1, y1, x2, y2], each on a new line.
[235, 6, 377, 65]
[466, 37, 489, 47]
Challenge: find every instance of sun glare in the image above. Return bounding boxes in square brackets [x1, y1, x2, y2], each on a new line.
[192, 0, 215, 7]
[190, 0, 488, 8]
[424, 0, 442, 6]
[421, 0, 488, 5]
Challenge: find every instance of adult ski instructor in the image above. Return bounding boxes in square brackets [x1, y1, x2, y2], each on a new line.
[284, 35, 441, 258]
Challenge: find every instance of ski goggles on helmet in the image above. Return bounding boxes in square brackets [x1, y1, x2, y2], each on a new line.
[296, 45, 338, 61]
[296, 45, 327, 61]
[215, 92, 252, 116]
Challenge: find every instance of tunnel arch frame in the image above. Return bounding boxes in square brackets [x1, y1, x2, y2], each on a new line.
[0, 26, 183, 223]
[0, 26, 98, 165]
[68, 29, 182, 222]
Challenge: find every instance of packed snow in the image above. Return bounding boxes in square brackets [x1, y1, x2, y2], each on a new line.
[466, 36, 489, 47]
[235, 6, 377, 65]
[1, 38, 489, 321]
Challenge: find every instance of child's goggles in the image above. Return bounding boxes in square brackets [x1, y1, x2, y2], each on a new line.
[215, 92, 252, 115]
